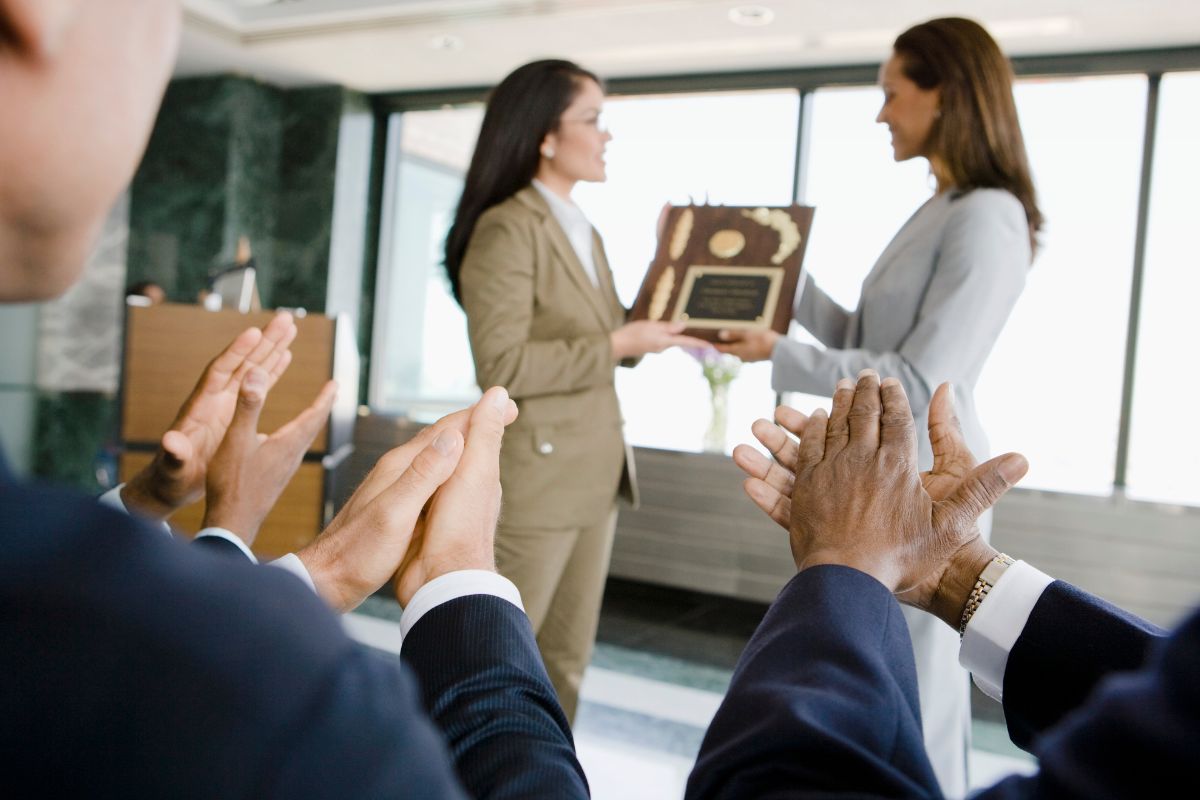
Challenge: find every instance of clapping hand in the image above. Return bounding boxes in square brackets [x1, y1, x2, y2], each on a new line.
[121, 312, 297, 520]
[200, 368, 337, 547]
[734, 372, 1027, 619]
[297, 387, 518, 613]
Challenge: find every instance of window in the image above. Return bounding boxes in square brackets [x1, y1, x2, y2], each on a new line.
[370, 106, 483, 417]
[1126, 71, 1200, 506]
[574, 89, 800, 453]
[370, 64, 1197, 507]
[783, 85, 933, 416]
[787, 76, 1147, 496]
[372, 91, 800, 454]
[977, 75, 1146, 495]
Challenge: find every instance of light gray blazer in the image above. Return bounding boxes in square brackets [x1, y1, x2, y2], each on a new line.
[772, 188, 1030, 468]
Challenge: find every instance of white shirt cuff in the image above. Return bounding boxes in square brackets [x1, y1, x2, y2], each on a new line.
[99, 483, 172, 536]
[195, 528, 258, 563]
[269, 552, 317, 593]
[960, 560, 1054, 701]
[399, 570, 525, 646]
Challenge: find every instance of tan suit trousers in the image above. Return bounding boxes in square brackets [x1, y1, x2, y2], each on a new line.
[494, 507, 618, 723]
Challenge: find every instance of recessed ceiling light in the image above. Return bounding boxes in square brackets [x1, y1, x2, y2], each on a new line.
[430, 34, 464, 51]
[729, 5, 775, 27]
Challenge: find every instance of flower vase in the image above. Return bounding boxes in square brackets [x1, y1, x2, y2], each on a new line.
[703, 381, 730, 453]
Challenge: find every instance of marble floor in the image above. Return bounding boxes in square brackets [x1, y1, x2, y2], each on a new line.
[351, 577, 1036, 799]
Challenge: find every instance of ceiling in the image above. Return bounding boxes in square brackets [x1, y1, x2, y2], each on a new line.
[175, 0, 1200, 92]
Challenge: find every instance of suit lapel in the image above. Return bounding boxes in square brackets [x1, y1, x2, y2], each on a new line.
[515, 187, 613, 331]
[592, 232, 627, 326]
[861, 192, 945, 294]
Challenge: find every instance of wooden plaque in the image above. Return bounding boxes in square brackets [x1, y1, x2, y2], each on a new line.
[629, 204, 815, 342]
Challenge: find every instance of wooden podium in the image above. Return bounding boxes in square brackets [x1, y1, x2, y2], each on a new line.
[119, 303, 359, 558]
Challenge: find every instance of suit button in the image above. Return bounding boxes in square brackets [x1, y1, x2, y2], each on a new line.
[538, 441, 554, 455]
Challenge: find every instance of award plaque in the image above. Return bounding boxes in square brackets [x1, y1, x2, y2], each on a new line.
[629, 204, 815, 341]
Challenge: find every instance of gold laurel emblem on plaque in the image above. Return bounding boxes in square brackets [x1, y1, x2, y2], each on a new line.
[708, 229, 746, 259]
[741, 207, 802, 265]
[669, 208, 694, 261]
[648, 266, 676, 321]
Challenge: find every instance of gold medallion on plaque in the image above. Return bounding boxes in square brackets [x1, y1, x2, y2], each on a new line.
[708, 229, 746, 259]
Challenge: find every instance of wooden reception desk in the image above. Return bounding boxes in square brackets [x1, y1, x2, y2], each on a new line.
[119, 303, 358, 558]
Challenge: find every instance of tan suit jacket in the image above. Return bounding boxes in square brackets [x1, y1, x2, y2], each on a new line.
[460, 185, 637, 530]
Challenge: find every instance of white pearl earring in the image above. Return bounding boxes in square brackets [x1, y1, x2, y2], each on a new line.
[542, 146, 555, 159]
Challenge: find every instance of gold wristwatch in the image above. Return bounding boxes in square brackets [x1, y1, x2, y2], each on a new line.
[958, 553, 1015, 638]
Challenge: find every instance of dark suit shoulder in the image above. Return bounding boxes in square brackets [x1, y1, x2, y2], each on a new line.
[3, 478, 349, 671]
[1003, 580, 1164, 749]
[979, 604, 1199, 799]
[0, 480, 467, 797]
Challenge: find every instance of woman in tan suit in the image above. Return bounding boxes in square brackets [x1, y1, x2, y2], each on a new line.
[444, 60, 703, 721]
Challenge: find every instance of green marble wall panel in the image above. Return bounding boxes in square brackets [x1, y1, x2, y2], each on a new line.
[33, 391, 118, 492]
[225, 79, 283, 307]
[127, 76, 350, 313]
[127, 77, 233, 303]
[274, 87, 343, 312]
[32, 76, 372, 488]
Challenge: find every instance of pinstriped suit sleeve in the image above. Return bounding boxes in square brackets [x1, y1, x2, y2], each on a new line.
[793, 271, 852, 346]
[461, 211, 614, 400]
[402, 595, 589, 800]
[772, 191, 1028, 412]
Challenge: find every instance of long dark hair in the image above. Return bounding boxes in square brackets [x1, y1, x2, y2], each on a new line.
[893, 17, 1043, 253]
[443, 59, 601, 303]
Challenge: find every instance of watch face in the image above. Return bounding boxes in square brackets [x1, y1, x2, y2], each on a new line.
[980, 554, 1014, 586]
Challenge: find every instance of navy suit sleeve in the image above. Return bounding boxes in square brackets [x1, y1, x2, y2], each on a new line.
[260, 644, 471, 799]
[1001, 580, 1164, 749]
[977, 602, 1199, 800]
[402, 595, 589, 800]
[0, 482, 471, 799]
[685, 565, 941, 799]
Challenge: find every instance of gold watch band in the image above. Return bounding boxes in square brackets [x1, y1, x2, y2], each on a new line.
[958, 553, 1016, 638]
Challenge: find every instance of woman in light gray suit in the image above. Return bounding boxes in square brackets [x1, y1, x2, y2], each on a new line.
[718, 18, 1042, 796]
